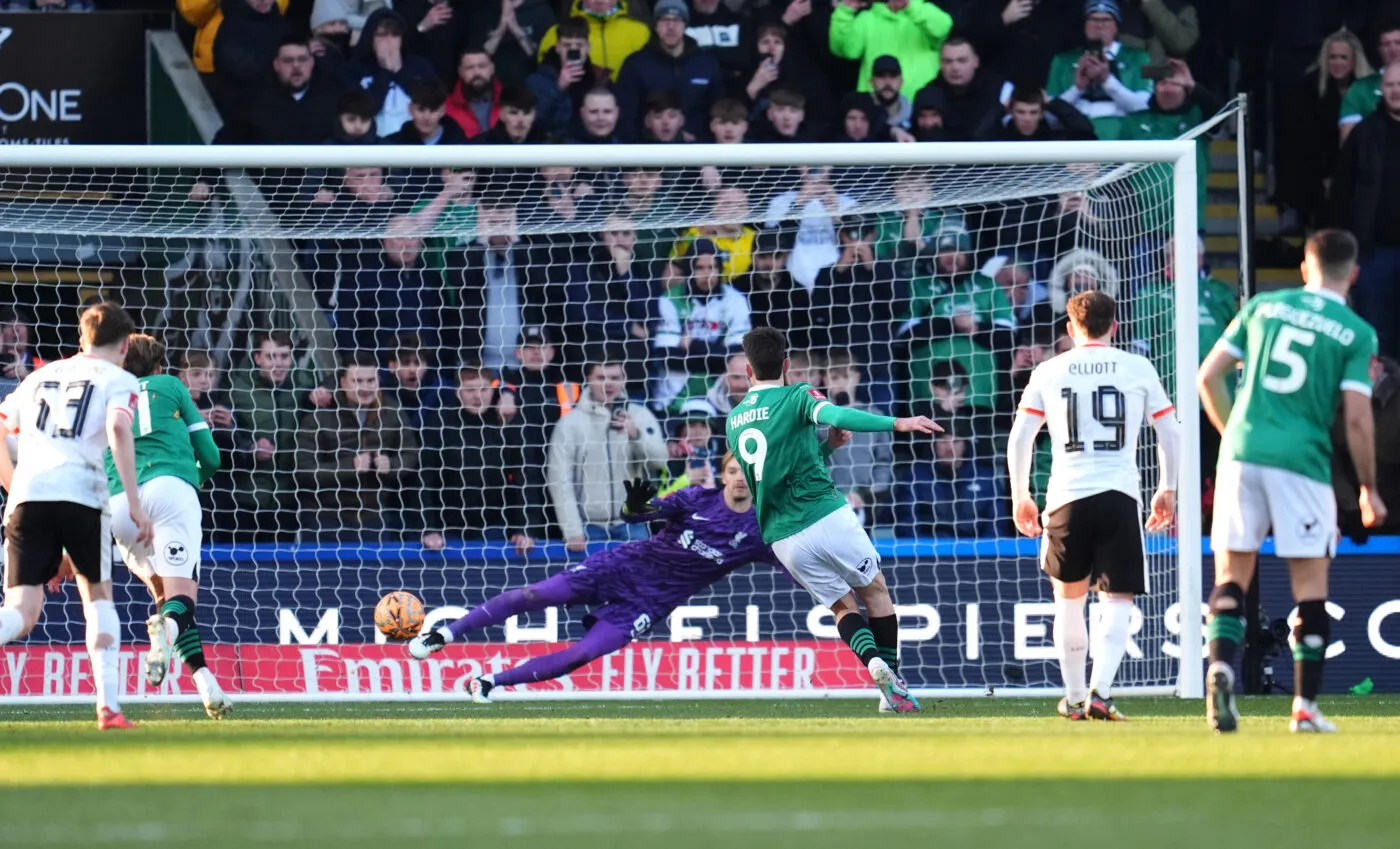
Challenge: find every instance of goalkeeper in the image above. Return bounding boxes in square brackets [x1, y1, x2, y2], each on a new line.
[102, 334, 231, 719]
[410, 452, 782, 702]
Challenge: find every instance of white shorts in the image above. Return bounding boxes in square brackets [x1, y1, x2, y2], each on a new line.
[110, 476, 203, 581]
[1211, 460, 1337, 559]
[771, 505, 881, 607]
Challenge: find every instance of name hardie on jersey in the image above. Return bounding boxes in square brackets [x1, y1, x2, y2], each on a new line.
[1019, 343, 1173, 513]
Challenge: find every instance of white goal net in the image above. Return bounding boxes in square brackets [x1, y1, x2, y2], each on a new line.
[0, 142, 1202, 702]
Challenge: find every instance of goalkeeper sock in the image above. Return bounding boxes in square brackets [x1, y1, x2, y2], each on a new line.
[0, 608, 24, 645]
[868, 613, 900, 674]
[161, 596, 207, 673]
[1054, 594, 1088, 704]
[85, 600, 122, 713]
[1088, 596, 1132, 698]
[836, 613, 880, 667]
[1292, 599, 1328, 702]
[1207, 582, 1246, 668]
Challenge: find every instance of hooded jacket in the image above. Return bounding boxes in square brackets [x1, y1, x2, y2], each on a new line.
[829, 0, 953, 97]
[615, 35, 725, 141]
[527, 51, 614, 139]
[180, 0, 290, 75]
[341, 8, 438, 137]
[537, 0, 652, 81]
[547, 391, 667, 539]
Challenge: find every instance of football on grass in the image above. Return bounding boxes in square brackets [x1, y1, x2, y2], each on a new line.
[375, 591, 425, 640]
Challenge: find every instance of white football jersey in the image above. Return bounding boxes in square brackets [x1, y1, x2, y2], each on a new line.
[1018, 342, 1174, 513]
[0, 355, 139, 513]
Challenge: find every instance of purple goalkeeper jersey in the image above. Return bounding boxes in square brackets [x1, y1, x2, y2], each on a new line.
[572, 486, 780, 616]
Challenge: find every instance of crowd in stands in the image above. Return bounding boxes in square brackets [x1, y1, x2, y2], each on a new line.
[9, 0, 1398, 544]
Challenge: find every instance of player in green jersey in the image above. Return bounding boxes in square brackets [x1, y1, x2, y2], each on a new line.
[1198, 230, 1387, 734]
[102, 334, 231, 719]
[726, 328, 941, 713]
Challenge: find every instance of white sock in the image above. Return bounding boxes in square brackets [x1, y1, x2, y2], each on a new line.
[0, 608, 25, 645]
[1090, 597, 1133, 698]
[481, 672, 496, 685]
[1054, 595, 1089, 704]
[193, 667, 216, 699]
[86, 600, 122, 714]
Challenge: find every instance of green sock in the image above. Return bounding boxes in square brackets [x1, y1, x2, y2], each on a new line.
[161, 596, 207, 672]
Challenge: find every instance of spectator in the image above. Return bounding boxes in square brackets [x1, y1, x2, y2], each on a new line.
[389, 77, 470, 144]
[641, 90, 688, 142]
[498, 326, 577, 540]
[985, 253, 1052, 329]
[1048, 247, 1122, 316]
[307, 165, 409, 230]
[0, 307, 34, 401]
[824, 349, 895, 527]
[445, 48, 504, 138]
[832, 91, 886, 142]
[1277, 29, 1371, 229]
[337, 212, 454, 352]
[829, 0, 953, 98]
[471, 83, 547, 143]
[654, 238, 753, 407]
[662, 398, 723, 493]
[1116, 0, 1198, 63]
[567, 214, 655, 389]
[763, 166, 857, 289]
[1046, 0, 1153, 140]
[750, 86, 813, 142]
[548, 355, 667, 550]
[1121, 58, 1219, 227]
[181, 0, 288, 77]
[811, 215, 907, 398]
[383, 334, 445, 430]
[343, 9, 438, 137]
[867, 55, 914, 141]
[615, 0, 726, 141]
[1339, 21, 1400, 146]
[329, 89, 383, 143]
[953, 0, 1079, 91]
[1333, 356, 1400, 539]
[786, 348, 825, 390]
[709, 97, 749, 143]
[753, 0, 842, 130]
[228, 330, 334, 540]
[977, 85, 1096, 141]
[616, 166, 677, 275]
[673, 187, 756, 281]
[469, 0, 554, 86]
[572, 86, 624, 142]
[687, 0, 751, 97]
[176, 350, 248, 541]
[733, 228, 811, 349]
[740, 21, 789, 109]
[309, 0, 387, 60]
[910, 85, 948, 140]
[527, 17, 612, 140]
[1333, 61, 1400, 358]
[536, 0, 650, 82]
[704, 351, 752, 415]
[919, 36, 1004, 142]
[392, 0, 463, 84]
[420, 364, 540, 552]
[896, 418, 1006, 538]
[216, 36, 340, 145]
[297, 353, 421, 541]
[210, 0, 292, 124]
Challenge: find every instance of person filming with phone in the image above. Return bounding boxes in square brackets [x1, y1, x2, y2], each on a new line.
[1047, 0, 1153, 140]
[526, 16, 610, 139]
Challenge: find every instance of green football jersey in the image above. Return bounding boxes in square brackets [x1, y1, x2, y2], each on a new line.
[105, 374, 210, 496]
[725, 383, 846, 543]
[1340, 72, 1381, 125]
[1218, 287, 1377, 484]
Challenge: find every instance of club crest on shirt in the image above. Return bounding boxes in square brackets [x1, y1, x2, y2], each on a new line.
[728, 531, 748, 548]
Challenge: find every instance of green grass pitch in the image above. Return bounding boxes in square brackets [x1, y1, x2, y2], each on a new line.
[3, 696, 1400, 849]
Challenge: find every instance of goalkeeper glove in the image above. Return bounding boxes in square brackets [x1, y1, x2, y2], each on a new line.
[622, 476, 659, 517]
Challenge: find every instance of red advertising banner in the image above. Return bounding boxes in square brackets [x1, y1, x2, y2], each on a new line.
[0, 641, 872, 698]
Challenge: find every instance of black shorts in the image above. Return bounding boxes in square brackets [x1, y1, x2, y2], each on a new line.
[1040, 490, 1147, 595]
[4, 502, 110, 589]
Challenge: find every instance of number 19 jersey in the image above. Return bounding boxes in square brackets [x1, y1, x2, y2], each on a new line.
[1216, 287, 1376, 485]
[725, 383, 845, 544]
[1018, 343, 1174, 513]
[0, 355, 140, 513]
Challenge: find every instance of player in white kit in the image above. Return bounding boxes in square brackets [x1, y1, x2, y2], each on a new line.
[1007, 291, 1181, 721]
[0, 303, 154, 729]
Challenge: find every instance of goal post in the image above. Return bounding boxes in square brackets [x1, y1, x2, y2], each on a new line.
[0, 139, 1204, 703]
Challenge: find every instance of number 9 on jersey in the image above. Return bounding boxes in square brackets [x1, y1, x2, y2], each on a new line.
[737, 427, 767, 481]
